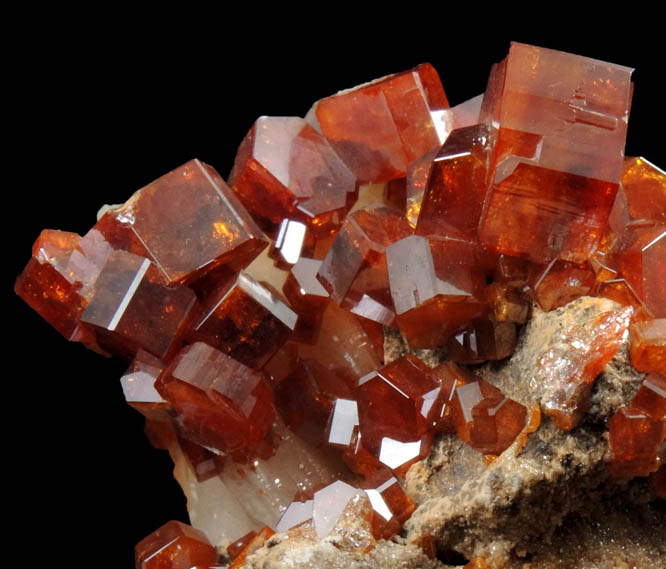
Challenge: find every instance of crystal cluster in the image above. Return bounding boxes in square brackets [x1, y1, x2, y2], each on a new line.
[15, 42, 666, 567]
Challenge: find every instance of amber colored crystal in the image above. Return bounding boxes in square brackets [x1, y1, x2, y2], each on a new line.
[487, 281, 530, 324]
[428, 361, 470, 434]
[630, 319, 666, 375]
[595, 278, 653, 322]
[357, 355, 439, 453]
[630, 373, 666, 421]
[444, 317, 516, 364]
[15, 229, 87, 340]
[275, 359, 355, 446]
[311, 64, 448, 183]
[608, 406, 665, 477]
[528, 259, 596, 312]
[95, 159, 267, 285]
[415, 124, 490, 237]
[360, 471, 416, 539]
[610, 157, 666, 235]
[342, 427, 384, 478]
[80, 250, 198, 361]
[120, 349, 167, 419]
[228, 117, 357, 236]
[156, 342, 275, 453]
[538, 306, 633, 430]
[615, 225, 666, 317]
[177, 436, 226, 483]
[227, 530, 257, 560]
[451, 378, 527, 455]
[405, 149, 437, 228]
[479, 43, 633, 263]
[387, 234, 489, 349]
[385, 177, 407, 212]
[228, 526, 275, 569]
[135, 520, 218, 569]
[317, 203, 412, 305]
[189, 271, 297, 369]
[282, 258, 330, 343]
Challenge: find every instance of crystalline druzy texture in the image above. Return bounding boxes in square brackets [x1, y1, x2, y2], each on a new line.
[156, 342, 275, 454]
[80, 250, 198, 361]
[451, 377, 527, 455]
[229, 117, 357, 236]
[415, 124, 490, 237]
[310, 63, 449, 183]
[630, 319, 666, 374]
[538, 305, 633, 430]
[95, 159, 267, 285]
[387, 234, 489, 349]
[15, 229, 86, 339]
[189, 271, 297, 369]
[479, 42, 633, 263]
[134, 520, 218, 569]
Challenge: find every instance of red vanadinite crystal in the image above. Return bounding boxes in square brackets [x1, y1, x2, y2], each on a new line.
[135, 520, 218, 569]
[16, 43, 666, 561]
[311, 64, 448, 183]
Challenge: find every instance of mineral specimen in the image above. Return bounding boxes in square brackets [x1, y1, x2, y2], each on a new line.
[15, 41, 666, 569]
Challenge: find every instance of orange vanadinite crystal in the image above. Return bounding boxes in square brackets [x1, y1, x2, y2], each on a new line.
[120, 349, 167, 419]
[228, 117, 357, 236]
[479, 42, 633, 264]
[528, 259, 596, 312]
[405, 148, 437, 228]
[631, 373, 666, 422]
[595, 278, 653, 322]
[539, 306, 633, 430]
[630, 319, 666, 374]
[416, 124, 490, 238]
[451, 377, 527, 455]
[80, 250, 198, 361]
[608, 406, 665, 478]
[15, 229, 87, 339]
[155, 342, 275, 454]
[356, 356, 440, 472]
[444, 317, 516, 364]
[227, 527, 275, 568]
[317, 203, 412, 306]
[311, 64, 448, 183]
[610, 157, 666, 235]
[189, 272, 297, 369]
[95, 159, 268, 285]
[615, 226, 666, 317]
[282, 258, 330, 343]
[275, 359, 355, 446]
[135, 520, 218, 569]
[360, 471, 416, 540]
[387, 234, 489, 349]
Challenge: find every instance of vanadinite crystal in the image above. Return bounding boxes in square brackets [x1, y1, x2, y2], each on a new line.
[15, 41, 666, 568]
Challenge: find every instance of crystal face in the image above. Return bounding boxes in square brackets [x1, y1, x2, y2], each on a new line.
[14, 43, 665, 567]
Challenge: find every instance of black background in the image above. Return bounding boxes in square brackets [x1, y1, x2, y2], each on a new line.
[8, 19, 664, 567]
